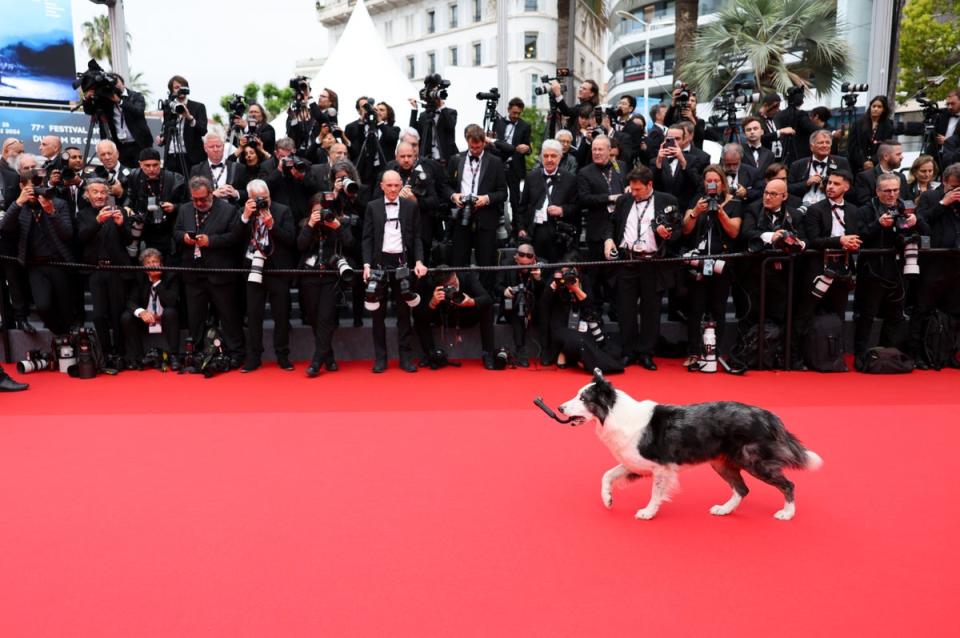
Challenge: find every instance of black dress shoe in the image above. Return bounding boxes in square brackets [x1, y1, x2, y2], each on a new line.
[277, 357, 295, 371]
[240, 361, 260, 373]
[17, 319, 38, 335]
[400, 360, 418, 373]
[325, 358, 339, 372]
[0, 372, 28, 392]
[945, 357, 960, 369]
[539, 353, 556, 367]
[638, 355, 657, 371]
[620, 355, 637, 367]
[482, 353, 495, 370]
[126, 359, 143, 371]
[914, 359, 930, 371]
[372, 359, 387, 373]
[516, 356, 530, 368]
[306, 362, 321, 378]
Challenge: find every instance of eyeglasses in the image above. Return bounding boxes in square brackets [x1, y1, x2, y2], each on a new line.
[878, 188, 902, 194]
[516, 251, 535, 259]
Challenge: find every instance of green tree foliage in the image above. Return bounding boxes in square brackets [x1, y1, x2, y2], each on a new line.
[897, 0, 960, 102]
[682, 0, 851, 102]
[522, 106, 546, 171]
[216, 82, 294, 125]
[80, 14, 131, 66]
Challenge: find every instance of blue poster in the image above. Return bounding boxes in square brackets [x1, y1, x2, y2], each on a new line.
[0, 0, 77, 104]
[0, 106, 161, 155]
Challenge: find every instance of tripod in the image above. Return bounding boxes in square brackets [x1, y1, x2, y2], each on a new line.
[160, 105, 190, 177]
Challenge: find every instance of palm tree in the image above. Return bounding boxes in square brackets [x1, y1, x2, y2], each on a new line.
[674, 0, 700, 78]
[682, 0, 852, 102]
[80, 14, 131, 67]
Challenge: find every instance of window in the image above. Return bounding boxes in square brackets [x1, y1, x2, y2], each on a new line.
[530, 73, 539, 105]
[407, 55, 415, 79]
[524, 33, 537, 59]
[525, 0, 538, 11]
[427, 51, 436, 74]
[449, 3, 458, 28]
[405, 14, 414, 38]
[449, 46, 459, 66]
[472, 42, 482, 66]
[579, 55, 585, 75]
[472, 0, 482, 22]
[427, 10, 435, 34]
[384, 20, 393, 43]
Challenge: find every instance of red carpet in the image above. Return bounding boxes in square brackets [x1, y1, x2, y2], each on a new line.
[2, 361, 958, 637]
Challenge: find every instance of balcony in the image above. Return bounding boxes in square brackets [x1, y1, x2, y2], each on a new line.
[607, 20, 677, 74]
[315, 0, 411, 27]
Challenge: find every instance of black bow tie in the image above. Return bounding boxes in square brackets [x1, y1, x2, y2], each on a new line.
[385, 201, 398, 207]
[211, 163, 224, 169]
[813, 160, 827, 170]
[469, 155, 480, 164]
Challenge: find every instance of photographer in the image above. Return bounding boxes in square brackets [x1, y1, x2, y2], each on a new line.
[934, 89, 960, 165]
[489, 97, 532, 220]
[415, 268, 496, 370]
[719, 143, 763, 205]
[191, 132, 247, 205]
[158, 75, 208, 176]
[239, 180, 296, 373]
[518, 139, 579, 263]
[609, 95, 646, 167]
[120, 249, 180, 370]
[665, 83, 718, 150]
[847, 96, 901, 174]
[774, 88, 817, 165]
[109, 75, 154, 168]
[76, 179, 133, 363]
[494, 243, 544, 367]
[411, 76, 459, 164]
[50, 146, 86, 217]
[681, 165, 742, 368]
[346, 96, 398, 173]
[285, 76, 316, 154]
[1, 152, 36, 333]
[2, 158, 75, 335]
[852, 141, 908, 206]
[298, 191, 354, 377]
[741, 116, 776, 174]
[361, 170, 428, 373]
[603, 165, 681, 370]
[549, 78, 599, 122]
[261, 138, 320, 224]
[443, 124, 508, 294]
[553, 129, 581, 174]
[173, 175, 246, 367]
[232, 102, 276, 155]
[570, 104, 604, 169]
[378, 140, 439, 265]
[787, 130, 851, 207]
[909, 163, 960, 368]
[95, 140, 132, 204]
[125, 148, 186, 256]
[540, 256, 623, 373]
[651, 124, 704, 209]
[853, 173, 929, 369]
[326, 159, 371, 326]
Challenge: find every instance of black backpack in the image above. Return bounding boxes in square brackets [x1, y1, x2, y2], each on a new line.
[861, 347, 914, 374]
[732, 323, 783, 370]
[804, 314, 848, 372]
[923, 310, 958, 370]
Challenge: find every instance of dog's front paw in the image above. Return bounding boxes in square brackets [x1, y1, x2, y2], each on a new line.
[634, 507, 658, 520]
[710, 504, 734, 516]
[601, 489, 613, 509]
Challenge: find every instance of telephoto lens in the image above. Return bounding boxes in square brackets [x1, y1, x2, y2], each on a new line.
[329, 255, 355, 284]
[248, 254, 265, 284]
[364, 271, 384, 311]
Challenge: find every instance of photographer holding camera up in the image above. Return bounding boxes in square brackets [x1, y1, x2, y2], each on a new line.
[285, 76, 316, 154]
[298, 191, 355, 377]
[494, 243, 544, 367]
[126, 148, 186, 256]
[157, 75, 208, 177]
[239, 180, 296, 373]
[345, 96, 398, 178]
[415, 268, 496, 370]
[120, 248, 180, 371]
[231, 101, 276, 155]
[411, 74, 459, 164]
[934, 90, 960, 166]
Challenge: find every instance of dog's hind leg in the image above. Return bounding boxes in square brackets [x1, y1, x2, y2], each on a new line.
[709, 458, 749, 516]
[743, 462, 796, 520]
[635, 468, 678, 520]
[601, 464, 639, 508]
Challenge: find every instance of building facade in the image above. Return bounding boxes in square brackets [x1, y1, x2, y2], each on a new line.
[314, 0, 607, 109]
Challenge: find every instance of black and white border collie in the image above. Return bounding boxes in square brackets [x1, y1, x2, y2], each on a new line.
[557, 370, 823, 520]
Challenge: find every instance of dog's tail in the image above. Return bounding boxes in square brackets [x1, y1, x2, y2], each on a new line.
[803, 450, 824, 471]
[778, 424, 824, 471]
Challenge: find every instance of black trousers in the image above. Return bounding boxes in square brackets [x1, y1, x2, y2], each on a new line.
[184, 276, 245, 359]
[617, 261, 662, 357]
[907, 263, 960, 358]
[853, 274, 905, 356]
[686, 271, 732, 356]
[451, 224, 497, 294]
[1, 258, 29, 321]
[370, 254, 415, 363]
[121, 308, 180, 360]
[299, 275, 340, 364]
[550, 325, 625, 374]
[89, 270, 129, 356]
[530, 223, 564, 264]
[27, 264, 73, 335]
[245, 275, 291, 363]
[414, 297, 495, 355]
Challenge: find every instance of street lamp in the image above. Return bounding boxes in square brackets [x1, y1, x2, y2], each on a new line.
[88, 0, 129, 79]
[615, 10, 674, 109]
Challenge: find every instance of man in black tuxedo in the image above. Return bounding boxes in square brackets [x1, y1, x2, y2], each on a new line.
[443, 124, 508, 294]
[415, 269, 497, 369]
[650, 124, 702, 209]
[787, 130, 851, 208]
[345, 96, 398, 179]
[853, 173, 930, 368]
[608, 95, 646, 167]
[494, 244, 545, 367]
[121, 248, 181, 368]
[50, 145, 86, 220]
[909, 164, 960, 368]
[578, 135, 625, 260]
[852, 140, 908, 206]
[0, 149, 35, 333]
[602, 165, 681, 370]
[238, 179, 297, 373]
[190, 133, 247, 206]
[797, 170, 861, 348]
[741, 116, 776, 174]
[77, 179, 133, 362]
[95, 140, 132, 205]
[125, 148, 186, 256]
[260, 138, 324, 224]
[934, 90, 960, 165]
[549, 77, 600, 123]
[109, 75, 154, 168]
[490, 97, 531, 226]
[720, 143, 764, 206]
[756, 95, 794, 164]
[158, 75, 207, 176]
[411, 95, 459, 165]
[377, 141, 440, 263]
[774, 93, 817, 165]
[362, 170, 428, 373]
[518, 139, 579, 263]
[173, 175, 245, 365]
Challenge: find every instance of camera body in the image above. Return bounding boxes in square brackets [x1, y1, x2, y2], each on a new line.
[458, 194, 478, 227]
[442, 284, 466, 305]
[328, 254, 355, 284]
[74, 60, 121, 116]
[254, 196, 269, 211]
[785, 85, 805, 108]
[655, 204, 682, 232]
[674, 81, 691, 112]
[420, 73, 450, 110]
[775, 229, 804, 253]
[364, 269, 386, 310]
[228, 94, 246, 120]
[560, 269, 578, 287]
[164, 86, 190, 116]
[476, 88, 500, 102]
[280, 155, 308, 174]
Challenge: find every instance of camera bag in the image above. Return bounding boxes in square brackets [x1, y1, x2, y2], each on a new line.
[923, 310, 958, 370]
[860, 347, 914, 374]
[732, 322, 783, 370]
[803, 314, 848, 372]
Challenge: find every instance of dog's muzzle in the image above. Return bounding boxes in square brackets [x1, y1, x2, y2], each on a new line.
[534, 397, 581, 425]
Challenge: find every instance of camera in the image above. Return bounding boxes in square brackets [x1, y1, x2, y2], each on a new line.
[288, 75, 310, 110]
[560, 269, 578, 287]
[395, 265, 421, 307]
[341, 177, 359, 196]
[73, 59, 121, 116]
[535, 67, 570, 95]
[27, 167, 53, 200]
[705, 182, 720, 213]
[457, 194, 478, 227]
[492, 347, 518, 370]
[476, 88, 500, 101]
[163, 86, 190, 116]
[280, 155, 308, 174]
[841, 82, 868, 93]
[228, 94, 246, 120]
[248, 253, 266, 284]
[785, 85, 805, 108]
[504, 280, 533, 318]
[442, 284, 466, 306]
[674, 81, 691, 111]
[255, 196, 269, 211]
[684, 249, 726, 279]
[774, 229, 804, 253]
[364, 269, 385, 311]
[655, 204, 682, 232]
[197, 325, 231, 378]
[420, 73, 450, 110]
[328, 254, 355, 284]
[16, 350, 56, 375]
[813, 254, 854, 298]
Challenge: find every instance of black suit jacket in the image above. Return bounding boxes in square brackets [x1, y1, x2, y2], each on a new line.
[190, 160, 249, 204]
[240, 202, 297, 270]
[345, 120, 399, 165]
[412, 107, 459, 161]
[161, 100, 208, 165]
[857, 200, 931, 280]
[774, 107, 817, 163]
[742, 205, 806, 246]
[852, 166, 909, 207]
[577, 162, 626, 242]
[742, 144, 775, 174]
[492, 117, 532, 179]
[125, 169, 187, 252]
[172, 198, 243, 284]
[518, 168, 579, 235]
[126, 272, 180, 314]
[802, 199, 861, 250]
[787, 155, 851, 198]
[649, 148, 705, 208]
[8, 198, 75, 264]
[77, 205, 133, 265]
[362, 198, 423, 267]
[119, 89, 154, 151]
[604, 191, 682, 254]
[917, 187, 960, 251]
[443, 152, 508, 230]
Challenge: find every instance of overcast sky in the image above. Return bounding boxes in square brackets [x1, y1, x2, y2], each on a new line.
[71, 0, 329, 116]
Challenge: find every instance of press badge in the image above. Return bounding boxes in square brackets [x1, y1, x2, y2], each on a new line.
[567, 308, 581, 331]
